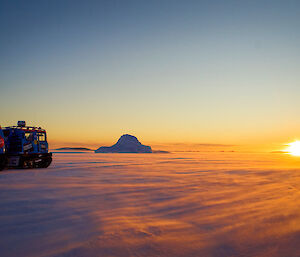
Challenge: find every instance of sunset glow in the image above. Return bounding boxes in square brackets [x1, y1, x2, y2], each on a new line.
[286, 141, 300, 156]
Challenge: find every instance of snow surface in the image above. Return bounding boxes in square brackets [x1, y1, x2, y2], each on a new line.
[1, 152, 300, 257]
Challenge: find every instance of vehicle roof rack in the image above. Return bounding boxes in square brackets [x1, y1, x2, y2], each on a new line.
[3, 126, 46, 133]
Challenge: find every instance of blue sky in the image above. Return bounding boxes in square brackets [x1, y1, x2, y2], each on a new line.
[1, 0, 299, 148]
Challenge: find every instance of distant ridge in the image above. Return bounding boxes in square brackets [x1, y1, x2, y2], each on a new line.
[95, 134, 152, 153]
[270, 150, 288, 154]
[56, 147, 93, 151]
[152, 150, 170, 153]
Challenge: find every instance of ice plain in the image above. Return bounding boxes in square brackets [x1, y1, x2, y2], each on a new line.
[1, 152, 300, 257]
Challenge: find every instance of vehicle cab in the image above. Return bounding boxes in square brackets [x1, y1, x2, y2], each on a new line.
[3, 122, 49, 155]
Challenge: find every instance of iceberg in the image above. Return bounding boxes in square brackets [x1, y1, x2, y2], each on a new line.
[95, 134, 152, 153]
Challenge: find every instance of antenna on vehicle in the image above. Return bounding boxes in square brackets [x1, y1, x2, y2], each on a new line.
[17, 121, 26, 127]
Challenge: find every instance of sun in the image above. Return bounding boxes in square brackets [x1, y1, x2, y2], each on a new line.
[286, 141, 300, 156]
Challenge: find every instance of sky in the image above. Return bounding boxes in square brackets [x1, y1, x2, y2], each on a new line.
[1, 0, 299, 150]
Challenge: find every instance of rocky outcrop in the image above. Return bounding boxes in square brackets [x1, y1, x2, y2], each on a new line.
[95, 134, 152, 153]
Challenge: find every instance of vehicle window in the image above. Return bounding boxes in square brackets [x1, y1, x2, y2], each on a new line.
[25, 132, 33, 141]
[3, 130, 10, 137]
[38, 133, 46, 142]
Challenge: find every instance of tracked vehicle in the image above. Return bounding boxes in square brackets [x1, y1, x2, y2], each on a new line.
[0, 121, 52, 171]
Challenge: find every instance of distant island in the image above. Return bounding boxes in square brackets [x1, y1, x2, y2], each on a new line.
[56, 147, 93, 151]
[270, 150, 288, 154]
[95, 134, 152, 153]
[152, 150, 170, 153]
